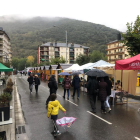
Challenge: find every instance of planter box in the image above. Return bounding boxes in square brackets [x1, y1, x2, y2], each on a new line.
[0, 105, 10, 122]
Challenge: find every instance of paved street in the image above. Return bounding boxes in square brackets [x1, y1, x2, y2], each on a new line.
[15, 74, 140, 140]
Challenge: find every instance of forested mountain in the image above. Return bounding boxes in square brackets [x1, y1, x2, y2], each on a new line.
[0, 16, 120, 58]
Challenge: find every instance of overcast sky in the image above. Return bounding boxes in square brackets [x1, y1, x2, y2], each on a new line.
[0, 0, 139, 31]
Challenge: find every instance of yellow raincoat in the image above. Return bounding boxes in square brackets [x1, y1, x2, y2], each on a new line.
[47, 100, 66, 118]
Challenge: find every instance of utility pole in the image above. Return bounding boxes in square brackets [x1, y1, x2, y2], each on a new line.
[66, 30, 67, 64]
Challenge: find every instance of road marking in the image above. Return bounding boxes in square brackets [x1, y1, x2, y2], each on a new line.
[57, 94, 78, 106]
[87, 111, 112, 125]
[66, 99, 78, 106]
[57, 94, 62, 97]
[135, 137, 140, 140]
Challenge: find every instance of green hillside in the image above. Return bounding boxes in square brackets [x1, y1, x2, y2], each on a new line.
[0, 16, 119, 58]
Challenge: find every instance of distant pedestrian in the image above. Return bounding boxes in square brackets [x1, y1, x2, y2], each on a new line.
[47, 93, 66, 136]
[72, 75, 81, 100]
[104, 76, 112, 112]
[37, 72, 39, 77]
[62, 75, 71, 100]
[46, 75, 58, 106]
[27, 73, 34, 94]
[98, 78, 108, 114]
[34, 75, 40, 94]
[21, 71, 23, 76]
[87, 76, 98, 113]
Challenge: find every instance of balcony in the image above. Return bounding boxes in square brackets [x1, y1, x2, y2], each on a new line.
[106, 46, 124, 51]
[69, 48, 74, 52]
[108, 58, 122, 62]
[106, 51, 124, 56]
[69, 52, 74, 56]
[70, 60, 75, 64]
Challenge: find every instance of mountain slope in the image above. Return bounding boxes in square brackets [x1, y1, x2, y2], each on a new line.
[0, 16, 119, 58]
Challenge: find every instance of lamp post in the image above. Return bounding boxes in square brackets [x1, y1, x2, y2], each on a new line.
[53, 25, 68, 63]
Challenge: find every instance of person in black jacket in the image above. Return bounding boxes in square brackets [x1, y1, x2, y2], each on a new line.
[27, 73, 34, 94]
[72, 75, 81, 100]
[34, 75, 40, 94]
[104, 76, 112, 112]
[87, 76, 98, 113]
[46, 75, 58, 106]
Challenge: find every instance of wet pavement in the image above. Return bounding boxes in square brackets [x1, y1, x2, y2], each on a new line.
[15, 74, 140, 140]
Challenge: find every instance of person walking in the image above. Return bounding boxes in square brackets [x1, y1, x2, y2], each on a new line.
[104, 76, 112, 112]
[46, 75, 58, 106]
[72, 75, 81, 100]
[27, 73, 34, 94]
[87, 76, 98, 113]
[62, 75, 71, 100]
[47, 94, 66, 136]
[34, 75, 40, 94]
[98, 78, 108, 114]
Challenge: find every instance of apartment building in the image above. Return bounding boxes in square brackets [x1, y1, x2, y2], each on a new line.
[106, 40, 130, 64]
[38, 42, 89, 64]
[0, 27, 12, 63]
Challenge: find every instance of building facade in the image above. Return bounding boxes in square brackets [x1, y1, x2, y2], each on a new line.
[106, 40, 130, 64]
[38, 42, 89, 64]
[0, 27, 12, 63]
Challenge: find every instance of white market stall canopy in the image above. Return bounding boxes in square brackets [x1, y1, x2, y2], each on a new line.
[79, 63, 95, 70]
[64, 64, 81, 72]
[92, 60, 115, 68]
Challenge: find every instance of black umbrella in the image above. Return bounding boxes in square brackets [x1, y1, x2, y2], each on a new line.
[71, 71, 82, 75]
[85, 69, 108, 77]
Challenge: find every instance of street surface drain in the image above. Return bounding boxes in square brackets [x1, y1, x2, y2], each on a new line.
[16, 126, 26, 134]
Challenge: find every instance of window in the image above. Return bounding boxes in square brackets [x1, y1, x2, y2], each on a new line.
[114, 55, 116, 58]
[109, 51, 111, 54]
[114, 50, 116, 53]
[118, 48, 122, 52]
[118, 55, 122, 59]
[119, 43, 123, 46]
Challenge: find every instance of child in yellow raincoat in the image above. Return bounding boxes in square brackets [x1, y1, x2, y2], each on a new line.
[47, 93, 66, 136]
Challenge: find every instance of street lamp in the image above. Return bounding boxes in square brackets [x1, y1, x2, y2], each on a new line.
[53, 25, 68, 63]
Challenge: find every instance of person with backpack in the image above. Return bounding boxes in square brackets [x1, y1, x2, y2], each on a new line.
[27, 73, 34, 94]
[34, 75, 40, 94]
[72, 75, 81, 100]
[47, 93, 66, 136]
[46, 75, 58, 106]
[87, 76, 98, 113]
[62, 75, 71, 100]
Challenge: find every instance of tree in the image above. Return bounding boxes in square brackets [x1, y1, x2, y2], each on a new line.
[75, 54, 90, 65]
[26, 56, 34, 66]
[11, 57, 19, 69]
[90, 50, 107, 62]
[18, 58, 27, 70]
[121, 15, 140, 56]
[50, 56, 66, 65]
[38, 62, 50, 66]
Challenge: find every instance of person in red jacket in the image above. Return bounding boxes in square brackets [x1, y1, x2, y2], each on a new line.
[62, 75, 71, 100]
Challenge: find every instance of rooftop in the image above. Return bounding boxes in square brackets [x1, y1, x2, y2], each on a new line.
[41, 42, 89, 49]
[0, 27, 10, 40]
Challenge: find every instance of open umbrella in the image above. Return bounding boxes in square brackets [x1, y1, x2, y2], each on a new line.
[71, 71, 82, 75]
[58, 72, 70, 76]
[56, 117, 77, 130]
[85, 69, 108, 77]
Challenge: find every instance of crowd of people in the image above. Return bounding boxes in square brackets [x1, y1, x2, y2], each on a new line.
[26, 72, 113, 136]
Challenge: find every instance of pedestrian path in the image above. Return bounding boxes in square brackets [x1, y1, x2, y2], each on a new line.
[15, 75, 140, 140]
